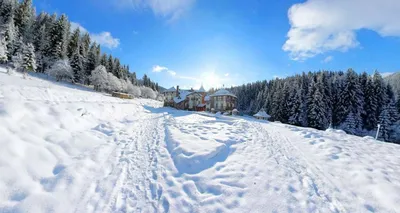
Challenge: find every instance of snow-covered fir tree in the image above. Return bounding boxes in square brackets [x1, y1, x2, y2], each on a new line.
[100, 53, 107, 67]
[48, 14, 68, 62]
[0, 0, 157, 93]
[13, 0, 35, 42]
[229, 69, 399, 142]
[0, 36, 8, 63]
[363, 78, 378, 130]
[339, 69, 364, 134]
[22, 42, 36, 72]
[70, 50, 84, 83]
[67, 27, 80, 59]
[379, 106, 392, 142]
[307, 75, 329, 130]
[396, 93, 400, 114]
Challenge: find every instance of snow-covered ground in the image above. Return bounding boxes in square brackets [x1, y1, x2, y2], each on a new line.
[1, 69, 400, 213]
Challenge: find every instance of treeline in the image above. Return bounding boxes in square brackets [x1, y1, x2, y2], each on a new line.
[230, 70, 400, 143]
[0, 0, 159, 91]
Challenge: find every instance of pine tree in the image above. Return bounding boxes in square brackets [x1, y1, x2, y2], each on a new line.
[373, 71, 387, 122]
[342, 112, 357, 135]
[107, 54, 114, 73]
[332, 73, 345, 127]
[288, 85, 303, 126]
[143, 74, 149, 87]
[80, 32, 90, 58]
[48, 14, 69, 62]
[379, 106, 392, 142]
[22, 42, 36, 72]
[363, 78, 378, 130]
[0, 0, 17, 60]
[67, 27, 80, 59]
[100, 53, 107, 68]
[113, 58, 121, 78]
[307, 75, 328, 130]
[86, 42, 99, 78]
[338, 69, 364, 133]
[0, 36, 8, 63]
[70, 50, 84, 83]
[13, 0, 35, 42]
[32, 12, 50, 72]
[396, 93, 400, 114]
[130, 72, 137, 85]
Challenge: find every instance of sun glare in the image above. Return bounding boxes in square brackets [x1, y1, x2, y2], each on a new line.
[202, 72, 221, 89]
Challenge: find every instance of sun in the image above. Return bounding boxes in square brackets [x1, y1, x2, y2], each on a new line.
[202, 72, 221, 89]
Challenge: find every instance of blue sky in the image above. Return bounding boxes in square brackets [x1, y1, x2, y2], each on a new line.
[34, 0, 400, 89]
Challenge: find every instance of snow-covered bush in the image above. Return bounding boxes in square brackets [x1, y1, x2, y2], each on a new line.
[107, 72, 122, 92]
[126, 82, 141, 97]
[90, 65, 108, 91]
[90, 65, 158, 100]
[46, 59, 73, 82]
[11, 53, 23, 71]
[156, 93, 164, 102]
[140, 87, 157, 99]
[6, 67, 14, 75]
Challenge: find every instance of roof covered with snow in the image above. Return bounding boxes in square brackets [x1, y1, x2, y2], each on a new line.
[173, 90, 192, 103]
[209, 89, 237, 98]
[254, 109, 270, 118]
[197, 85, 206, 93]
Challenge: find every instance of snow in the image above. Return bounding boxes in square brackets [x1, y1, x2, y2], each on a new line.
[1, 68, 400, 213]
[173, 90, 192, 103]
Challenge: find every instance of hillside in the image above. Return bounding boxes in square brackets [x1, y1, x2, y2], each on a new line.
[1, 70, 400, 213]
[385, 72, 400, 97]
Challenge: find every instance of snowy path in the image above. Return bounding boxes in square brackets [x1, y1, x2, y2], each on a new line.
[1, 72, 400, 213]
[73, 112, 168, 213]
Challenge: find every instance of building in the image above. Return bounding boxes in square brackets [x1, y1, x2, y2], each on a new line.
[162, 87, 177, 107]
[208, 89, 237, 112]
[163, 86, 237, 113]
[253, 109, 271, 120]
[164, 85, 207, 111]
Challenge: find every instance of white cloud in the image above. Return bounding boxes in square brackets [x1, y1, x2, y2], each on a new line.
[70, 22, 87, 33]
[117, 0, 195, 22]
[167, 70, 177, 76]
[91, 32, 120, 49]
[224, 73, 229, 77]
[152, 65, 177, 76]
[70, 22, 120, 49]
[283, 0, 400, 60]
[178, 76, 197, 80]
[322, 55, 333, 63]
[152, 65, 168, 72]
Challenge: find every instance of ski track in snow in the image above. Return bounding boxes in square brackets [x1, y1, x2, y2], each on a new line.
[1, 70, 400, 213]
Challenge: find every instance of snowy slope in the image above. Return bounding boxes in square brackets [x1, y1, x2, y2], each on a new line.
[1, 70, 400, 213]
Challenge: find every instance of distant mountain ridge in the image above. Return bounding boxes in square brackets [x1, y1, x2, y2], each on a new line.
[385, 72, 400, 98]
